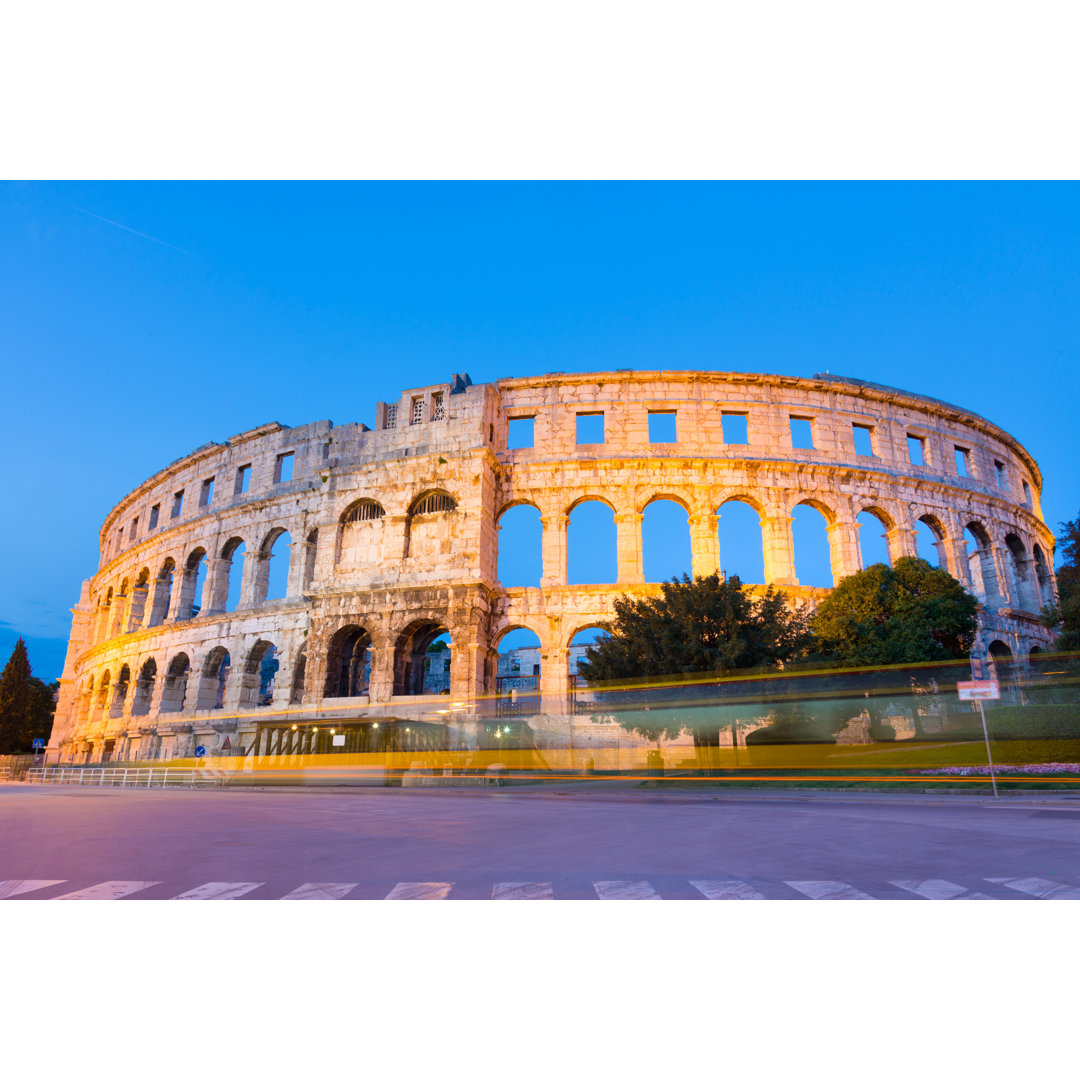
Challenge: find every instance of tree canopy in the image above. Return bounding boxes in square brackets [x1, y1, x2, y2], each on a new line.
[576, 573, 812, 685]
[810, 557, 978, 665]
[0, 639, 56, 755]
[1043, 512, 1080, 651]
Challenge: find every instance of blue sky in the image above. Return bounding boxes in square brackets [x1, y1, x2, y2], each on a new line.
[2, 182, 1077, 680]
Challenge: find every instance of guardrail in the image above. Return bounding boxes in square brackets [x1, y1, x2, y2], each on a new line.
[24, 767, 226, 788]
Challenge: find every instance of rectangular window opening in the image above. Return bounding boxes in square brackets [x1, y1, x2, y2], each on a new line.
[907, 435, 925, 467]
[954, 446, 970, 477]
[852, 423, 875, 457]
[1022, 479, 1032, 506]
[648, 411, 677, 444]
[576, 412, 605, 445]
[508, 416, 535, 449]
[199, 477, 215, 507]
[789, 416, 814, 450]
[384, 403, 398, 429]
[410, 397, 424, 425]
[170, 490, 184, 519]
[431, 392, 445, 421]
[275, 452, 295, 483]
[721, 412, 748, 445]
[148, 504, 160, 529]
[235, 464, 252, 495]
[994, 461, 1006, 489]
[129, 517, 138, 541]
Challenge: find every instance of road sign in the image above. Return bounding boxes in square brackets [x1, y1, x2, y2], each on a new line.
[958, 680, 1000, 701]
[970, 655, 987, 681]
[194, 745, 207, 758]
[221, 736, 231, 750]
[31, 739, 44, 750]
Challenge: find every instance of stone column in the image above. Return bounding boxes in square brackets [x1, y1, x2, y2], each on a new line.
[941, 537, 972, 588]
[615, 512, 644, 585]
[761, 515, 798, 585]
[126, 585, 149, 631]
[452, 640, 485, 701]
[827, 520, 862, 583]
[110, 593, 128, 638]
[284, 541, 307, 599]
[540, 645, 570, 715]
[885, 527, 918, 565]
[988, 542, 1013, 607]
[201, 558, 229, 615]
[541, 514, 568, 586]
[367, 636, 395, 703]
[689, 513, 721, 580]
[166, 566, 197, 623]
[239, 550, 269, 609]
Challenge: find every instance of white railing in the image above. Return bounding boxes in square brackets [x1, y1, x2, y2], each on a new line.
[25, 767, 226, 788]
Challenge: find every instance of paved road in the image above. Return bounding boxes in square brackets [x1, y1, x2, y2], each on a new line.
[2, 783, 1079, 899]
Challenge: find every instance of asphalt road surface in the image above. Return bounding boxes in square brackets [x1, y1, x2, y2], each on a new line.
[3, 783, 1079, 899]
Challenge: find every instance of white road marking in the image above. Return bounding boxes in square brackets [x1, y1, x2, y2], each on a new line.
[171, 882, 264, 900]
[691, 879, 766, 900]
[492, 882, 553, 900]
[280, 883, 358, 900]
[384, 882, 453, 900]
[890, 879, 994, 900]
[0, 879, 67, 899]
[54, 880, 162, 900]
[986, 877, 1080, 900]
[593, 880, 662, 900]
[785, 880, 875, 900]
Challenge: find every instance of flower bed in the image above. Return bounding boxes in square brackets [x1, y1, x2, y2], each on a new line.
[915, 763, 1080, 776]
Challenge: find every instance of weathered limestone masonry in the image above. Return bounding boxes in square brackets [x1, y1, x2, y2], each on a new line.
[50, 370, 1057, 762]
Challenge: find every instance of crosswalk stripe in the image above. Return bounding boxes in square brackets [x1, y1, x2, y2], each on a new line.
[691, 879, 766, 900]
[0, 879, 67, 899]
[492, 882, 553, 900]
[986, 877, 1080, 900]
[385, 882, 453, 900]
[171, 882, 264, 900]
[593, 880, 662, 900]
[890, 879, 994, 900]
[279, 882, 358, 900]
[785, 880, 875, 900]
[54, 880, 162, 900]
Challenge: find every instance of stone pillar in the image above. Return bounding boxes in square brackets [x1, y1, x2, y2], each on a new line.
[885, 527, 918, 565]
[827, 520, 862, 583]
[761, 515, 798, 586]
[689, 513, 721, 580]
[126, 585, 149, 631]
[541, 514, 568, 586]
[367, 637, 395, 703]
[988, 542, 1013, 607]
[201, 558, 228, 615]
[167, 566, 198, 623]
[1013, 555, 1039, 612]
[452, 640, 485, 701]
[284, 541, 306, 599]
[615, 512, 644, 585]
[540, 645, 570, 715]
[110, 593, 128, 638]
[239, 550, 269, 609]
[942, 538, 972, 587]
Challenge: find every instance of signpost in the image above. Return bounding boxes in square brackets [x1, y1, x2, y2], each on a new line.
[194, 745, 206, 759]
[32, 738, 44, 774]
[958, 679, 1000, 798]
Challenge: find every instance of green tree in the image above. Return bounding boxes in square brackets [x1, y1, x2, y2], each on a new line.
[1042, 512, 1080, 651]
[0, 639, 56, 754]
[576, 574, 814, 757]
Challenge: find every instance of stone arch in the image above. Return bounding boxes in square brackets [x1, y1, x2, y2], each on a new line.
[496, 502, 543, 587]
[716, 496, 766, 585]
[566, 493, 617, 514]
[393, 620, 451, 696]
[131, 659, 156, 716]
[642, 496, 692, 583]
[1004, 531, 1036, 610]
[239, 640, 279, 709]
[215, 537, 247, 612]
[255, 529, 292, 603]
[290, 642, 307, 704]
[110, 664, 130, 718]
[566, 624, 609, 693]
[494, 625, 543, 713]
[404, 490, 459, 560]
[324, 624, 373, 698]
[302, 528, 319, 588]
[336, 499, 387, 567]
[568, 499, 617, 585]
[160, 653, 190, 713]
[195, 646, 231, 710]
[1032, 544, 1053, 607]
[175, 546, 208, 620]
[791, 500, 834, 587]
[639, 491, 693, 514]
[856, 508, 891, 569]
[964, 521, 995, 602]
[340, 497, 386, 523]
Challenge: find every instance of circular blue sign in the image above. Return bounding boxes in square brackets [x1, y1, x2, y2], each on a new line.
[194, 745, 207, 758]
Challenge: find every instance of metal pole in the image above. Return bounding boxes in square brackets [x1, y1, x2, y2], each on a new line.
[977, 699, 998, 799]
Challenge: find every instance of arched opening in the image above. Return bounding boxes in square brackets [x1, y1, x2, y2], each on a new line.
[404, 491, 458, 561]
[131, 659, 156, 716]
[792, 502, 833, 588]
[110, 580, 129, 637]
[290, 644, 307, 704]
[337, 499, 386, 568]
[1033, 545, 1053, 607]
[568, 626, 608, 707]
[97, 589, 113, 645]
[642, 498, 691, 583]
[240, 641, 279, 709]
[160, 653, 190, 713]
[856, 509, 891, 569]
[717, 499, 765, 585]
[497, 503, 542, 587]
[568, 499, 616, 585]
[263, 530, 292, 602]
[110, 665, 130, 719]
[196, 647, 231, 710]
[988, 639, 1014, 683]
[147, 559, 175, 627]
[302, 529, 319, 588]
[177, 548, 208, 620]
[1004, 533, 1035, 610]
[324, 625, 373, 698]
[218, 538, 246, 612]
[495, 626, 542, 715]
[964, 523, 993, 601]
[916, 516, 944, 568]
[393, 621, 451, 696]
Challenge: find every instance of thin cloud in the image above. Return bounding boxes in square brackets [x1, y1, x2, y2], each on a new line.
[73, 206, 190, 255]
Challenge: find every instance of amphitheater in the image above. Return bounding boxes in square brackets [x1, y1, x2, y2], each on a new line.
[50, 370, 1057, 764]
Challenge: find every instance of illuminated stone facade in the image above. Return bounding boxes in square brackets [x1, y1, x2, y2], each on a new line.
[50, 370, 1056, 762]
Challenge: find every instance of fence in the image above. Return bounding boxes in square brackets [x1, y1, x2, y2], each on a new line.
[24, 767, 226, 788]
